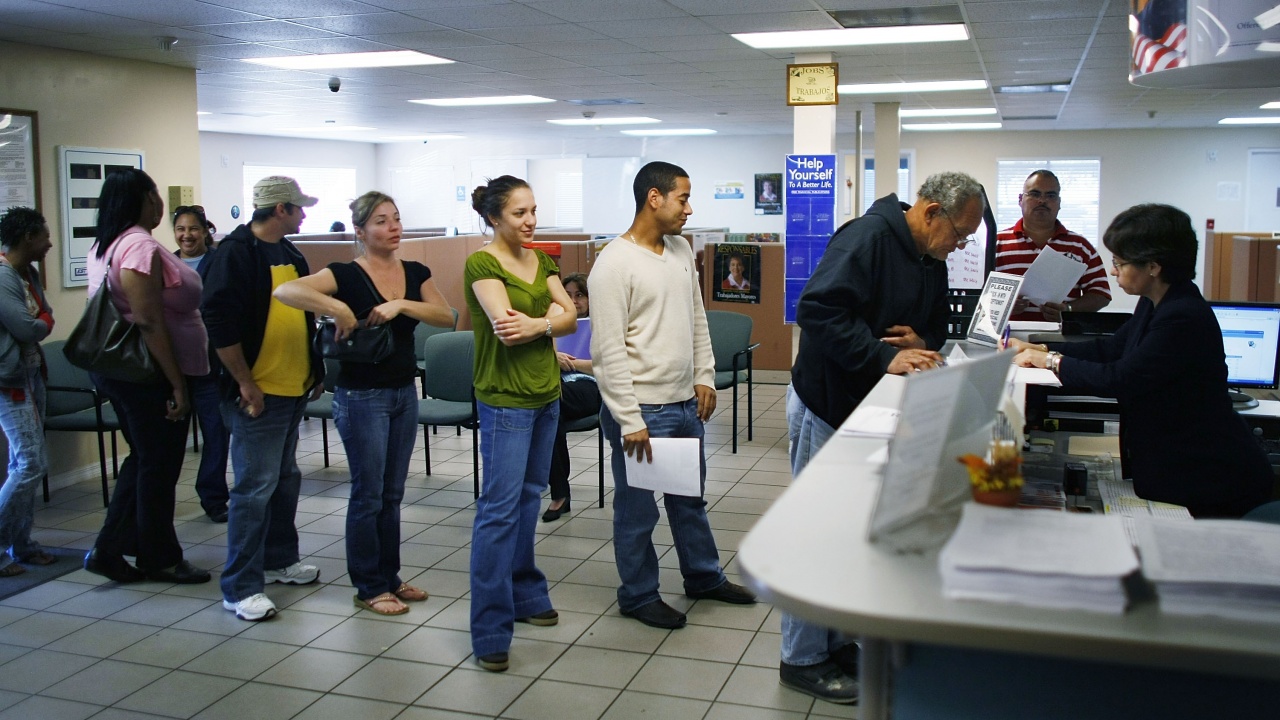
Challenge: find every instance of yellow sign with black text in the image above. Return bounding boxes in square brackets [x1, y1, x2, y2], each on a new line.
[787, 63, 838, 106]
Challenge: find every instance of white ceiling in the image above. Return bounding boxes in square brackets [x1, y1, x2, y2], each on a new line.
[2, 0, 1278, 143]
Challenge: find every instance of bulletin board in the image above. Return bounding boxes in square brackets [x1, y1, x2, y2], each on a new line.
[57, 146, 144, 288]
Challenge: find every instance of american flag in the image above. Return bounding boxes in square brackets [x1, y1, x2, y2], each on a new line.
[1133, 22, 1188, 74]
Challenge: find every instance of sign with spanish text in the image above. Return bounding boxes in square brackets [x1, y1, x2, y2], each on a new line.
[786, 63, 839, 106]
[784, 154, 838, 323]
[712, 243, 761, 305]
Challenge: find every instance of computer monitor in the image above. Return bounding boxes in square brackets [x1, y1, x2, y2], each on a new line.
[1208, 301, 1280, 410]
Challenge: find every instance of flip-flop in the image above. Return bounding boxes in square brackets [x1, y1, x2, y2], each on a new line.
[394, 582, 428, 602]
[353, 592, 408, 615]
[0, 564, 26, 577]
[25, 551, 56, 566]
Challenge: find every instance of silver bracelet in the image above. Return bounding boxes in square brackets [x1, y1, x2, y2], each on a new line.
[1046, 352, 1062, 374]
[544, 319, 553, 337]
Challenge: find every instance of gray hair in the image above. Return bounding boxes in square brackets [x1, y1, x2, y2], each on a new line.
[916, 172, 984, 216]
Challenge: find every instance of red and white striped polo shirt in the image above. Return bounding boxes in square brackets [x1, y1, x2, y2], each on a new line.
[995, 219, 1111, 322]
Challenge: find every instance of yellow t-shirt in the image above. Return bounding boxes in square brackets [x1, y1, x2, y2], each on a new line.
[253, 262, 309, 397]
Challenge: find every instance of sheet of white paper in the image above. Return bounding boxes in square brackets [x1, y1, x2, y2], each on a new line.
[1019, 247, 1087, 306]
[838, 405, 900, 437]
[624, 438, 702, 497]
[1006, 321, 1059, 332]
[945, 503, 1138, 577]
[947, 344, 971, 364]
[1014, 366, 1062, 387]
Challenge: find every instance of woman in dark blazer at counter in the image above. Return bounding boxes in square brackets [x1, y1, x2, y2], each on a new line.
[1012, 203, 1271, 518]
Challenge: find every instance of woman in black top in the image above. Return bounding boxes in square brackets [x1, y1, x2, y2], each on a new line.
[1013, 204, 1272, 518]
[275, 191, 454, 614]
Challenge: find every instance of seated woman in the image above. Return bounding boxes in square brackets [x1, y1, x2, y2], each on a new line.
[1012, 203, 1272, 518]
[543, 272, 601, 522]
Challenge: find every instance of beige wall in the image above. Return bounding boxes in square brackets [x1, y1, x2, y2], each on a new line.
[0, 39, 200, 479]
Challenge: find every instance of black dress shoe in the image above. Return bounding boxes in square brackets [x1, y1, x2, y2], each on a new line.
[687, 580, 757, 605]
[477, 652, 509, 672]
[206, 507, 229, 523]
[829, 642, 860, 678]
[541, 499, 570, 523]
[146, 560, 211, 584]
[621, 599, 687, 629]
[83, 548, 145, 583]
[779, 660, 859, 704]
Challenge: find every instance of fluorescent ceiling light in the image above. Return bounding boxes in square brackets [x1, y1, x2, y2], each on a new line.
[410, 95, 554, 107]
[548, 116, 660, 126]
[381, 134, 465, 141]
[244, 50, 452, 70]
[282, 125, 376, 132]
[839, 80, 987, 94]
[903, 122, 1002, 131]
[621, 128, 716, 136]
[1262, 101, 1280, 109]
[899, 107, 997, 118]
[997, 83, 1071, 93]
[733, 24, 967, 49]
[196, 111, 211, 116]
[1219, 117, 1280, 125]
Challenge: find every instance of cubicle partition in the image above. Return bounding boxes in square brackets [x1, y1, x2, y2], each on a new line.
[701, 242, 791, 371]
[1206, 231, 1280, 301]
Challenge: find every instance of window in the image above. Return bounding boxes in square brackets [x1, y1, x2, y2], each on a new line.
[862, 155, 911, 215]
[242, 165, 358, 234]
[555, 171, 583, 228]
[996, 159, 1101, 241]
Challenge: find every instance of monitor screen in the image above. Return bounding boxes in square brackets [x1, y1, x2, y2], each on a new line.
[1209, 302, 1280, 391]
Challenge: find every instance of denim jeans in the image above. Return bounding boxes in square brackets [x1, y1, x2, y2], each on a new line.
[0, 367, 47, 568]
[601, 397, 725, 613]
[334, 383, 417, 600]
[780, 384, 854, 666]
[220, 393, 307, 603]
[189, 372, 229, 513]
[470, 399, 558, 658]
[92, 374, 188, 571]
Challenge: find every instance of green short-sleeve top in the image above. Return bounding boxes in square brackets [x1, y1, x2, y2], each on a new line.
[463, 249, 561, 408]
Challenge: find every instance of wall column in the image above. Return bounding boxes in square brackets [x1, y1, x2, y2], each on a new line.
[874, 101, 901, 198]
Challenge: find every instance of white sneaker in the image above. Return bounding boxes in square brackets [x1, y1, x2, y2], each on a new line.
[264, 562, 320, 585]
[223, 593, 277, 621]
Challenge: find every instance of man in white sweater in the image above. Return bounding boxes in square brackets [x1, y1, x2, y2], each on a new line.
[589, 161, 756, 629]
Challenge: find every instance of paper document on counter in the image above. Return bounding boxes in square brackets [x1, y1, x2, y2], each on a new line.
[624, 438, 701, 497]
[838, 405, 900, 438]
[1019, 247, 1086, 305]
[1136, 518, 1280, 622]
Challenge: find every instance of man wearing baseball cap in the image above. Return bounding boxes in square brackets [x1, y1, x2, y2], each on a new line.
[201, 176, 324, 621]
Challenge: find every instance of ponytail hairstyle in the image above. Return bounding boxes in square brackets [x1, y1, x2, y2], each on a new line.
[349, 190, 397, 255]
[471, 175, 530, 231]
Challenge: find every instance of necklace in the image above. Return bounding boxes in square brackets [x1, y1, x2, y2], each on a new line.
[621, 232, 637, 245]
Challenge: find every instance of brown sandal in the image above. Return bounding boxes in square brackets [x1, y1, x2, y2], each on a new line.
[353, 592, 409, 615]
[0, 564, 26, 577]
[394, 582, 428, 602]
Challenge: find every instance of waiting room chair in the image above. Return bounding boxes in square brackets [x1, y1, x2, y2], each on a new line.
[1243, 500, 1280, 525]
[706, 310, 760, 453]
[417, 331, 480, 496]
[303, 359, 340, 467]
[41, 339, 121, 507]
[415, 308, 459, 399]
[563, 413, 606, 508]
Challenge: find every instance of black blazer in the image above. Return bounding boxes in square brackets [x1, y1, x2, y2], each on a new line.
[1053, 281, 1271, 518]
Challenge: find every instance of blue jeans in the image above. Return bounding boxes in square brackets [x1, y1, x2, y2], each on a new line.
[601, 397, 725, 613]
[0, 367, 47, 568]
[470, 399, 558, 658]
[334, 383, 417, 600]
[220, 393, 306, 603]
[781, 385, 854, 666]
[190, 373, 229, 513]
[92, 374, 188, 571]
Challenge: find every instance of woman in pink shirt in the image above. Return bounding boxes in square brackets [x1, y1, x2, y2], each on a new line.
[81, 168, 211, 585]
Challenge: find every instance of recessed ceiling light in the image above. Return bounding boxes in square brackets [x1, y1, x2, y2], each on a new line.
[733, 24, 968, 49]
[410, 95, 554, 107]
[1260, 101, 1280, 109]
[902, 122, 1002, 131]
[244, 50, 452, 70]
[996, 83, 1071, 94]
[381, 134, 465, 141]
[1219, 117, 1280, 125]
[621, 128, 716, 136]
[839, 80, 987, 94]
[282, 125, 376, 132]
[899, 107, 997, 118]
[548, 117, 660, 126]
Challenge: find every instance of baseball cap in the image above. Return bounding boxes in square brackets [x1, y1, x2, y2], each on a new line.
[252, 176, 319, 209]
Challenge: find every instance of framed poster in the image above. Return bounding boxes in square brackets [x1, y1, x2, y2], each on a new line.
[58, 147, 144, 288]
[0, 109, 40, 213]
[713, 243, 761, 305]
[787, 63, 839, 106]
[755, 173, 781, 215]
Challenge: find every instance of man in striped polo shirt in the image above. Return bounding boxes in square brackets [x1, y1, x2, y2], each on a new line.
[996, 169, 1111, 322]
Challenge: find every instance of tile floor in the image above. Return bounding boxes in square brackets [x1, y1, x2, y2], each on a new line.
[0, 380, 860, 720]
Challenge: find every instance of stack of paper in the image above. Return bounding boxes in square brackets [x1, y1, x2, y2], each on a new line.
[939, 503, 1139, 613]
[837, 404, 899, 438]
[1098, 478, 1193, 545]
[1136, 517, 1280, 623]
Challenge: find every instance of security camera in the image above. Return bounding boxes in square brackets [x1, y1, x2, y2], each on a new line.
[328, 76, 341, 93]
[582, 110, 596, 119]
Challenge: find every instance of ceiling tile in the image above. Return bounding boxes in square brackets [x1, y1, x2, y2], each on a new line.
[697, 11, 842, 34]
[291, 12, 447, 35]
[201, 0, 384, 19]
[527, 0, 686, 23]
[192, 20, 343, 42]
[406, 3, 562, 29]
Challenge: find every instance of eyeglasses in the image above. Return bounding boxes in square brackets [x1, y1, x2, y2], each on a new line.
[172, 205, 206, 219]
[1022, 190, 1060, 202]
[941, 211, 978, 248]
[1111, 257, 1137, 270]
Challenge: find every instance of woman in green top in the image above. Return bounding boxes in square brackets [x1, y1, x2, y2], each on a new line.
[464, 175, 577, 672]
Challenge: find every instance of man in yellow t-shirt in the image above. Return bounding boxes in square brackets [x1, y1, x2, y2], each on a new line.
[201, 176, 324, 622]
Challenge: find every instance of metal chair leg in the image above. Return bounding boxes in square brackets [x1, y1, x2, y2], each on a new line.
[321, 419, 330, 467]
[597, 424, 605, 508]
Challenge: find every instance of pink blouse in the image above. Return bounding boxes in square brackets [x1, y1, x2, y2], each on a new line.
[87, 226, 210, 377]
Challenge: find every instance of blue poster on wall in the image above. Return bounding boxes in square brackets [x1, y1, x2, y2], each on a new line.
[783, 154, 837, 323]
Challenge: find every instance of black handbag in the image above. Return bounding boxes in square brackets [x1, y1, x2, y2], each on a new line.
[313, 265, 395, 364]
[62, 241, 162, 384]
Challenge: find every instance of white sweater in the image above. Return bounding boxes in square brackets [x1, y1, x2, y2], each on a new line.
[589, 235, 715, 436]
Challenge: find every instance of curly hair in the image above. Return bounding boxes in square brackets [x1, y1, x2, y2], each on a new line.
[0, 206, 46, 251]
